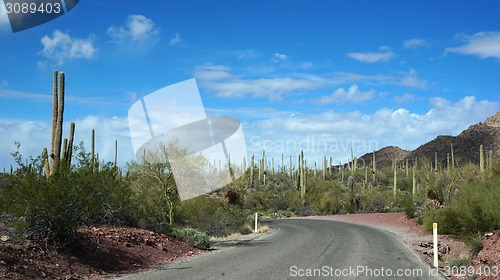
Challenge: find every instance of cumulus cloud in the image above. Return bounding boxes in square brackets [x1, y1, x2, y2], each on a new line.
[398, 69, 429, 89]
[346, 47, 395, 63]
[404, 38, 431, 49]
[39, 30, 95, 65]
[394, 93, 417, 103]
[0, 115, 135, 170]
[107, 15, 159, 42]
[446, 32, 500, 60]
[244, 96, 499, 165]
[271, 52, 288, 63]
[169, 33, 181, 45]
[316, 84, 375, 104]
[1, 96, 498, 170]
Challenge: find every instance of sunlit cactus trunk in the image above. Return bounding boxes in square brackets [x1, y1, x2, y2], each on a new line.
[372, 150, 376, 183]
[412, 162, 417, 198]
[480, 144, 484, 172]
[47, 70, 66, 177]
[393, 160, 397, 196]
[250, 154, 254, 186]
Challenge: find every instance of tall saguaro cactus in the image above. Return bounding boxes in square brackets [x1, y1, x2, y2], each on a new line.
[480, 144, 485, 173]
[46, 70, 66, 177]
[393, 160, 397, 196]
[372, 150, 376, 183]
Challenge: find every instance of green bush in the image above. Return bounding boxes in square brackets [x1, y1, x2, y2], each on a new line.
[423, 173, 500, 237]
[177, 196, 247, 237]
[172, 227, 210, 249]
[0, 146, 138, 246]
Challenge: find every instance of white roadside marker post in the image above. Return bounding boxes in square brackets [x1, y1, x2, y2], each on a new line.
[255, 212, 258, 233]
[433, 223, 438, 268]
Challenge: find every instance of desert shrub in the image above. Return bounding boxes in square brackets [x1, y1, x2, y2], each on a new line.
[243, 189, 273, 211]
[401, 194, 416, 218]
[0, 145, 138, 246]
[272, 188, 301, 212]
[177, 196, 247, 237]
[305, 177, 343, 215]
[359, 190, 392, 213]
[423, 173, 500, 237]
[172, 227, 210, 249]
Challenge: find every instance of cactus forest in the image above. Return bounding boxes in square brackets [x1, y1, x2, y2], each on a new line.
[0, 71, 498, 252]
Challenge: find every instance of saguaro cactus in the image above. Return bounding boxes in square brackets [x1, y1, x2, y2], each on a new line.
[65, 122, 75, 168]
[46, 70, 66, 177]
[480, 144, 484, 172]
[91, 129, 95, 172]
[372, 150, 376, 183]
[393, 160, 397, 196]
[450, 143, 455, 169]
[114, 139, 118, 167]
[250, 154, 254, 185]
[412, 162, 417, 197]
[299, 150, 306, 200]
[434, 152, 438, 172]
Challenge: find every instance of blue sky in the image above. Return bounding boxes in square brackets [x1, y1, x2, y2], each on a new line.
[0, 0, 499, 170]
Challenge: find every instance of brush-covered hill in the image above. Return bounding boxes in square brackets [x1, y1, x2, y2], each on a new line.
[358, 112, 500, 169]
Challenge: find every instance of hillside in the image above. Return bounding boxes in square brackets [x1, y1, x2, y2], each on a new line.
[358, 112, 500, 168]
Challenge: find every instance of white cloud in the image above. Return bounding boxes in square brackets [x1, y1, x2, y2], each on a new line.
[404, 38, 431, 49]
[194, 65, 234, 81]
[394, 93, 417, 103]
[107, 15, 159, 42]
[271, 52, 288, 63]
[346, 47, 395, 63]
[332, 69, 429, 89]
[231, 50, 260, 60]
[169, 33, 181, 45]
[244, 96, 499, 165]
[398, 69, 429, 89]
[194, 65, 327, 100]
[316, 84, 375, 104]
[446, 32, 500, 60]
[1, 97, 498, 170]
[39, 30, 95, 65]
[0, 115, 135, 170]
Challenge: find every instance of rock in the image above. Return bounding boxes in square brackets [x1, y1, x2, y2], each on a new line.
[0, 235, 10, 242]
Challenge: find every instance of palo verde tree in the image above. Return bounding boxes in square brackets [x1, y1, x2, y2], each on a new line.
[126, 140, 206, 228]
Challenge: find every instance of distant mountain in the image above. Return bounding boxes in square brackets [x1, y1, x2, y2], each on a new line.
[357, 112, 500, 169]
[358, 146, 409, 169]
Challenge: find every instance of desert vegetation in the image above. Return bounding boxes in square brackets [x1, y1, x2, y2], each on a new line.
[1, 71, 499, 255]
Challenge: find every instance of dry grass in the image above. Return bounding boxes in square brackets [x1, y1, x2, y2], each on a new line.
[258, 225, 269, 233]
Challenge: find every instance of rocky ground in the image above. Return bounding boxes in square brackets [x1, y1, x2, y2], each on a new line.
[1, 213, 498, 279]
[0, 227, 204, 279]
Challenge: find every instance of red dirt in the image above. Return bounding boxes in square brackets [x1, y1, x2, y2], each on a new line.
[0, 226, 204, 279]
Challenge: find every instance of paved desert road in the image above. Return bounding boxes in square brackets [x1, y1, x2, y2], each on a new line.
[119, 219, 444, 280]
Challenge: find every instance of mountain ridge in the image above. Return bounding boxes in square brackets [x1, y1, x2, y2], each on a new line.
[357, 112, 500, 168]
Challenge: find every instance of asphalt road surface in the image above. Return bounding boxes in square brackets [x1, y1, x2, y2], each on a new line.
[119, 219, 444, 280]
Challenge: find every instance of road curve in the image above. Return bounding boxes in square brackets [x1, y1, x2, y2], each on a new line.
[118, 219, 444, 280]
